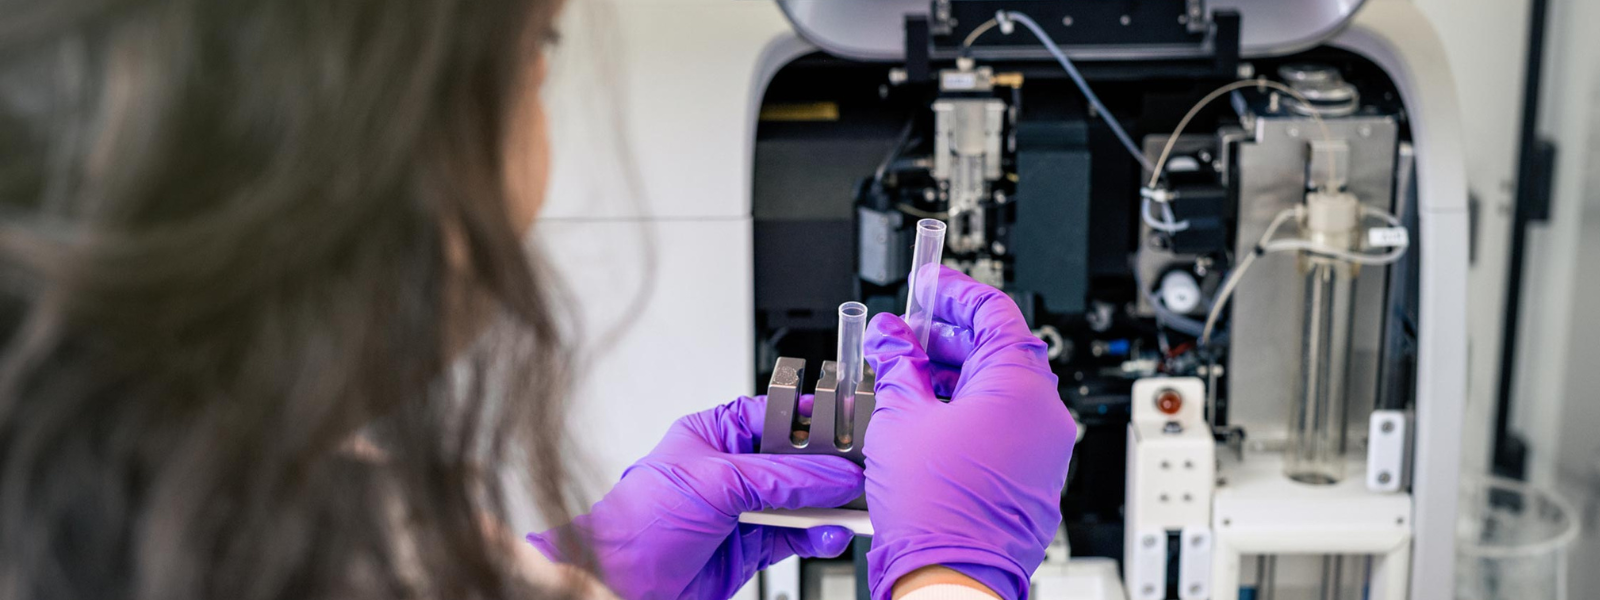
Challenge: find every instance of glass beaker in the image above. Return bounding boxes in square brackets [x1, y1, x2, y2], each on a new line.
[1456, 477, 1580, 600]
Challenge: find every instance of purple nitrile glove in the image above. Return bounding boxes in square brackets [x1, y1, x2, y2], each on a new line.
[863, 266, 1076, 600]
[527, 395, 864, 600]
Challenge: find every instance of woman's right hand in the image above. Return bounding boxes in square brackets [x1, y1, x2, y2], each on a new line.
[862, 267, 1076, 600]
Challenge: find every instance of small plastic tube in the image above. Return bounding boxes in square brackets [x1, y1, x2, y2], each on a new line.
[905, 219, 947, 350]
[834, 301, 868, 449]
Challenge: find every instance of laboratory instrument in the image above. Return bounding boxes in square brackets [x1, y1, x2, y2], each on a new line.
[547, 0, 1470, 598]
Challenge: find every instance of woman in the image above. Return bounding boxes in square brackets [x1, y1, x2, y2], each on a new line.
[0, 1, 1074, 599]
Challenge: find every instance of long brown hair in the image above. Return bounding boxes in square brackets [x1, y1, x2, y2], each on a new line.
[0, 1, 583, 598]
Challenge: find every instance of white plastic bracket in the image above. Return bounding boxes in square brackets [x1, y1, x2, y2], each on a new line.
[1128, 528, 1168, 600]
[1178, 526, 1213, 600]
[1367, 410, 1410, 493]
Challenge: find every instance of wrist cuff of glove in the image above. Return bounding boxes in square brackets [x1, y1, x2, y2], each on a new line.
[945, 563, 1023, 600]
[869, 540, 1029, 600]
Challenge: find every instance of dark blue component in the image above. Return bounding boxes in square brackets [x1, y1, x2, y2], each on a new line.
[1107, 339, 1131, 357]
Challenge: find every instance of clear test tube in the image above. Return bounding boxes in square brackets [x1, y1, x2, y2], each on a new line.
[905, 219, 947, 349]
[834, 301, 868, 449]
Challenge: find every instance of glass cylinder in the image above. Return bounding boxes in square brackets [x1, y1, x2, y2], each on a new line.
[1285, 258, 1355, 484]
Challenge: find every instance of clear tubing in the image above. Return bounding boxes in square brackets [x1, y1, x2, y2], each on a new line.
[1285, 259, 1356, 484]
[834, 302, 868, 450]
[905, 219, 947, 350]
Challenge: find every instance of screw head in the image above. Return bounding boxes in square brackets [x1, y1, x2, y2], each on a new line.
[1120, 14, 1132, 25]
[1143, 535, 1159, 548]
[1062, 15, 1074, 26]
[1381, 421, 1396, 434]
[1378, 471, 1392, 484]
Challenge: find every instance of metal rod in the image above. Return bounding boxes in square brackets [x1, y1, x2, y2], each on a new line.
[1264, 556, 1278, 600]
[1331, 556, 1344, 600]
[1320, 556, 1334, 600]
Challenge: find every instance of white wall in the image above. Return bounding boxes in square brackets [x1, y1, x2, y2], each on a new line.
[515, 1, 802, 536]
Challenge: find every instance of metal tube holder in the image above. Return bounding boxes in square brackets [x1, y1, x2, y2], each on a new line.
[760, 356, 875, 509]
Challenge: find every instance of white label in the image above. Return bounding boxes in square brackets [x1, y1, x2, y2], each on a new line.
[1368, 227, 1410, 248]
[941, 72, 978, 91]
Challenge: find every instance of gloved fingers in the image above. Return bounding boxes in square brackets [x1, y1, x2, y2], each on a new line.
[950, 340, 1057, 401]
[928, 266, 1041, 354]
[797, 394, 815, 419]
[929, 363, 961, 398]
[715, 453, 865, 515]
[921, 323, 979, 397]
[864, 313, 940, 409]
[928, 320, 1049, 380]
[777, 526, 855, 559]
[666, 395, 766, 455]
[925, 320, 977, 367]
[736, 524, 853, 576]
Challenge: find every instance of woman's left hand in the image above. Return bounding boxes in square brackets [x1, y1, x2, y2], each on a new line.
[527, 395, 865, 600]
